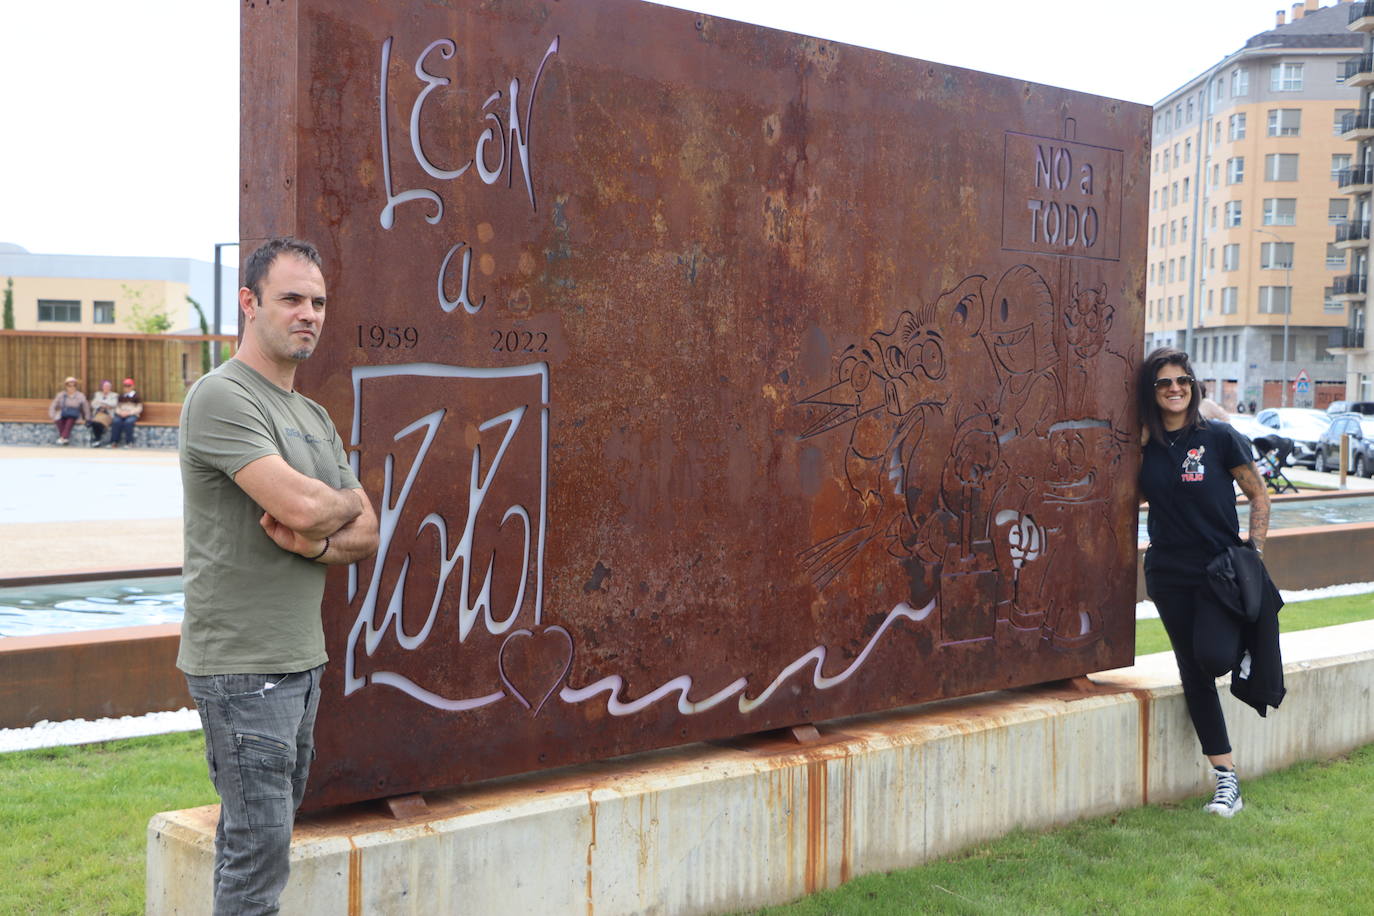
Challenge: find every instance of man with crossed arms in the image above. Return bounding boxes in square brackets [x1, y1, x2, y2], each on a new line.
[178, 237, 378, 914]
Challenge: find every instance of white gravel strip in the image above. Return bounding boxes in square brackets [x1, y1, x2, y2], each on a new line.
[1137, 580, 1374, 620]
[0, 707, 201, 753]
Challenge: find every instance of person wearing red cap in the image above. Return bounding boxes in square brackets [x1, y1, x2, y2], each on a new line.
[109, 377, 143, 447]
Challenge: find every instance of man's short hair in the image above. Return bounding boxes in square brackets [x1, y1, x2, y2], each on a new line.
[242, 238, 323, 302]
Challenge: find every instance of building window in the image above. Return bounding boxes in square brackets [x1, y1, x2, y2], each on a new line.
[1270, 334, 1296, 361]
[1186, 98, 1195, 123]
[1168, 259, 1176, 282]
[1171, 182, 1179, 205]
[1180, 254, 1187, 275]
[1267, 109, 1302, 137]
[1223, 244, 1240, 271]
[1170, 221, 1177, 244]
[1227, 157, 1245, 184]
[1174, 144, 1181, 168]
[1221, 287, 1238, 314]
[1232, 67, 1249, 96]
[1325, 287, 1341, 312]
[1208, 289, 1215, 313]
[1330, 198, 1349, 223]
[1225, 201, 1243, 227]
[1209, 247, 1216, 269]
[1184, 138, 1192, 163]
[1264, 153, 1299, 181]
[1327, 244, 1346, 270]
[1167, 296, 1174, 319]
[1270, 62, 1303, 92]
[1260, 242, 1294, 269]
[1262, 198, 1297, 225]
[1182, 177, 1190, 201]
[1259, 286, 1292, 314]
[1335, 109, 1355, 136]
[92, 301, 115, 324]
[1333, 153, 1352, 181]
[37, 299, 80, 323]
[1211, 205, 1218, 229]
[1181, 216, 1189, 241]
[1228, 113, 1247, 140]
[1315, 334, 1335, 361]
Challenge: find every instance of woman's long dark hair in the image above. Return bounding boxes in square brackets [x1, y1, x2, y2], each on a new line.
[1137, 346, 1204, 445]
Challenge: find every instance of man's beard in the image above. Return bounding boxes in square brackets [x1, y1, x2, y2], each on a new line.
[289, 346, 314, 361]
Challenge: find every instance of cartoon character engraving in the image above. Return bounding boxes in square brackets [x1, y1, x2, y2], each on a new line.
[799, 263, 1129, 653]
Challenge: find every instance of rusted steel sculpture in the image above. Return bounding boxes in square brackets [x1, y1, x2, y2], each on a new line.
[241, 0, 1148, 809]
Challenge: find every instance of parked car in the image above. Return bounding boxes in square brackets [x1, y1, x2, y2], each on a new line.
[1314, 414, 1374, 477]
[1253, 408, 1332, 467]
[1326, 400, 1374, 416]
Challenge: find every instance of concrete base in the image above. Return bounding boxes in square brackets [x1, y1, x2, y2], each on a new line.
[148, 621, 1374, 915]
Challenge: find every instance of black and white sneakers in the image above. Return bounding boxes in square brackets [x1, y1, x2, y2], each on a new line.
[1204, 765, 1243, 817]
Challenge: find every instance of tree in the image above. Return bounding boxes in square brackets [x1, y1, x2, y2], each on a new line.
[186, 294, 211, 375]
[122, 283, 172, 334]
[2, 277, 13, 330]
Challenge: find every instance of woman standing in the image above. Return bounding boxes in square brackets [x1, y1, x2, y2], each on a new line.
[48, 377, 89, 445]
[88, 379, 117, 447]
[1137, 347, 1271, 817]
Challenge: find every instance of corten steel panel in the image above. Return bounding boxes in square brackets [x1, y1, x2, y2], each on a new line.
[241, 0, 1149, 809]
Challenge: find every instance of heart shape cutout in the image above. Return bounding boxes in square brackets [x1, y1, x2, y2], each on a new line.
[497, 626, 574, 715]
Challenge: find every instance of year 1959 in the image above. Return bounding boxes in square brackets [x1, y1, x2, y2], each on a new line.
[356, 325, 419, 348]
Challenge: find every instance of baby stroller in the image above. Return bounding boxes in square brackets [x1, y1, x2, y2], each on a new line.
[1251, 434, 1298, 495]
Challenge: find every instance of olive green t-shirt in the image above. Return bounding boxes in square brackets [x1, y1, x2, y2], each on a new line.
[176, 359, 360, 675]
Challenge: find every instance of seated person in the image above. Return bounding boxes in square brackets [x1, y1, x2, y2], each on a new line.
[110, 377, 144, 448]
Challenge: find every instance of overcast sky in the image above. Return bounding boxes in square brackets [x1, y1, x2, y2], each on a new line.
[0, 0, 1292, 264]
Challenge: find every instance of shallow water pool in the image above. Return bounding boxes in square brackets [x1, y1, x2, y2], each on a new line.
[0, 576, 184, 638]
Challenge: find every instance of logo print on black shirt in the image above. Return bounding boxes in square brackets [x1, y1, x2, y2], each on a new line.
[1180, 445, 1206, 482]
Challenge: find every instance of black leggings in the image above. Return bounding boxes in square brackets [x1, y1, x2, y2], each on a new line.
[1147, 576, 1244, 757]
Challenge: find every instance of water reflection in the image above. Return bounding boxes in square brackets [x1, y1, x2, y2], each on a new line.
[1139, 495, 1374, 542]
[0, 576, 184, 638]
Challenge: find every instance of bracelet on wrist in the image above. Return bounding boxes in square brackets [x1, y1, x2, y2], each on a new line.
[305, 536, 330, 561]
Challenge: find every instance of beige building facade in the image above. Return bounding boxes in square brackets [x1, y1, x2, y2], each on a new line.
[0, 243, 239, 336]
[1146, 1, 1361, 410]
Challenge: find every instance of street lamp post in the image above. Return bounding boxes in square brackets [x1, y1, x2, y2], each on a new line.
[1255, 228, 1292, 408]
[213, 242, 240, 368]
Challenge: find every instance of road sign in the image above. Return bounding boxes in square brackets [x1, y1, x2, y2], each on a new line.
[1295, 369, 1310, 394]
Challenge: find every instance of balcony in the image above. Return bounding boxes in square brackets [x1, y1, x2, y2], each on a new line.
[1333, 274, 1368, 301]
[1351, 0, 1374, 32]
[1336, 220, 1372, 250]
[1330, 326, 1367, 351]
[1337, 165, 1374, 194]
[1341, 54, 1374, 87]
[1340, 109, 1374, 141]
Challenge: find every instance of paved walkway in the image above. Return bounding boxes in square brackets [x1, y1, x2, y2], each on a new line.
[0, 445, 183, 577]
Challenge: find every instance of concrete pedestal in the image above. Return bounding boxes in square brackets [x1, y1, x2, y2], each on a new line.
[149, 622, 1374, 915]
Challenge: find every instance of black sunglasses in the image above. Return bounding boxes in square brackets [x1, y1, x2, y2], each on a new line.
[1153, 374, 1194, 390]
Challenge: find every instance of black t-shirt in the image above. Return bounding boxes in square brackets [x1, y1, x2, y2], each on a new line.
[1140, 419, 1251, 570]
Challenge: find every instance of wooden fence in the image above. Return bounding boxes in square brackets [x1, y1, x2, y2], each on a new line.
[0, 330, 237, 403]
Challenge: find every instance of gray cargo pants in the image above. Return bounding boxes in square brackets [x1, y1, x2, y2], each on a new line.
[185, 665, 323, 916]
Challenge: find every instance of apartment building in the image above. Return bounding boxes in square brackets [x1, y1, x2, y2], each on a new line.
[1146, 1, 1360, 410]
[1338, 1, 1374, 402]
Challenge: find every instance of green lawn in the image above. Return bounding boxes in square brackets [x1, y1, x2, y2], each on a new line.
[1136, 590, 1374, 656]
[0, 731, 213, 916]
[1, 590, 1371, 914]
